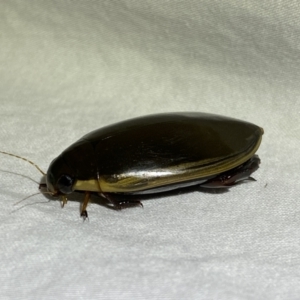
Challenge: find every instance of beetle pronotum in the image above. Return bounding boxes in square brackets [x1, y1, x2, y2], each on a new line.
[2, 112, 263, 218]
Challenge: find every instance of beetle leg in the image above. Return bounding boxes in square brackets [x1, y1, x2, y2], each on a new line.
[61, 195, 68, 208]
[200, 155, 260, 188]
[100, 193, 143, 210]
[80, 191, 91, 219]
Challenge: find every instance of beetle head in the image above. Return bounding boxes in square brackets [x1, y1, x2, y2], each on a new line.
[46, 155, 76, 197]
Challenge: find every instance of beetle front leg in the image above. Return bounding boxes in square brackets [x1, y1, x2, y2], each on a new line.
[61, 195, 68, 208]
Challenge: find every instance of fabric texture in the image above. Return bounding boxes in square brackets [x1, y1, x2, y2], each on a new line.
[1, 1, 299, 299]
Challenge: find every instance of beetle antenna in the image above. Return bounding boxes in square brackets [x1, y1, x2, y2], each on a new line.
[11, 198, 51, 214]
[0, 151, 46, 176]
[13, 191, 53, 206]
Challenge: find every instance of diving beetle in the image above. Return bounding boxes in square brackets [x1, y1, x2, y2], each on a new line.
[43, 112, 263, 218]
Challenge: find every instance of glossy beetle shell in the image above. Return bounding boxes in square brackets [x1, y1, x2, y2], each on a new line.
[46, 112, 263, 197]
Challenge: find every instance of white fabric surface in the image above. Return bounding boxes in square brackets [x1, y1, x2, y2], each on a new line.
[1, 1, 300, 299]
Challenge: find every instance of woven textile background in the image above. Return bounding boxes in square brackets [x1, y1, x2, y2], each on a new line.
[1, 1, 300, 299]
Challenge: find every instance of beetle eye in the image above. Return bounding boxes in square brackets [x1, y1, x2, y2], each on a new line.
[57, 175, 74, 194]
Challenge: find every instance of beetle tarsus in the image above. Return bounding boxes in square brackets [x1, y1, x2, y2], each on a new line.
[81, 210, 89, 220]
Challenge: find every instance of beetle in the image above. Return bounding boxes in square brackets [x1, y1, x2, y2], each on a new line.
[43, 112, 263, 218]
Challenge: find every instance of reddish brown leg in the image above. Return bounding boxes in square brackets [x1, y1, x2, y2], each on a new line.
[200, 155, 260, 188]
[100, 193, 143, 210]
[81, 191, 91, 220]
